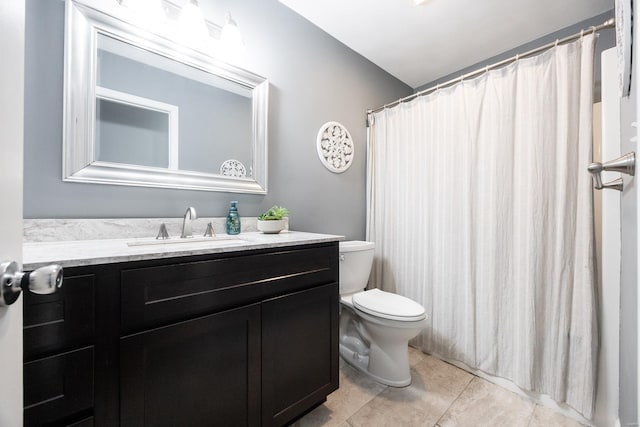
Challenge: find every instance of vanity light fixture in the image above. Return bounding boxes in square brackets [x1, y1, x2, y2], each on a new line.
[413, 0, 430, 5]
[117, 0, 246, 57]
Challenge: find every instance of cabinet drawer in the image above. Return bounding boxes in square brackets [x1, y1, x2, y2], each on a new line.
[121, 243, 338, 332]
[24, 346, 94, 427]
[24, 274, 95, 360]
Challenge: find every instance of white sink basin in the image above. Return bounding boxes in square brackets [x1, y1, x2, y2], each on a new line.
[127, 236, 247, 247]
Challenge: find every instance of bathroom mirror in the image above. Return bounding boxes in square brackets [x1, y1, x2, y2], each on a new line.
[63, 0, 268, 193]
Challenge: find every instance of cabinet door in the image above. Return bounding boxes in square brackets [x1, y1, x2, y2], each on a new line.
[262, 283, 339, 426]
[120, 304, 261, 427]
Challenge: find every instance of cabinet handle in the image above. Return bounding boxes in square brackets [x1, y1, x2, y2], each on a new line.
[0, 261, 63, 306]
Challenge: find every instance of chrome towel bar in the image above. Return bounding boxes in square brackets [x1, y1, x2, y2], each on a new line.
[588, 152, 635, 192]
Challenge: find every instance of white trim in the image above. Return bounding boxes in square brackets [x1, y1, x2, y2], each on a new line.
[67, 160, 263, 193]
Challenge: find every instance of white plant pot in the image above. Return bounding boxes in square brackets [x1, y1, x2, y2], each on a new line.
[257, 219, 285, 234]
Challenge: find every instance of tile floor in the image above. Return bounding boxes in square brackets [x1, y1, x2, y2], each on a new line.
[293, 347, 584, 427]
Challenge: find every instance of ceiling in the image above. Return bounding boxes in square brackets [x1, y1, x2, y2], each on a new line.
[278, 0, 613, 89]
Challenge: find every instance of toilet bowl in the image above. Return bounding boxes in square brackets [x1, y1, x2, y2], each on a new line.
[339, 241, 427, 387]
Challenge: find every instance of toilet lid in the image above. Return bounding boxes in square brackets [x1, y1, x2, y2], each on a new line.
[352, 289, 426, 322]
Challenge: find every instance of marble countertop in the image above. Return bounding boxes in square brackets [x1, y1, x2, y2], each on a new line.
[23, 231, 343, 270]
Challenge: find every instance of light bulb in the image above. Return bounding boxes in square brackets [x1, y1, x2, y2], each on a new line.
[178, 0, 209, 42]
[220, 13, 246, 56]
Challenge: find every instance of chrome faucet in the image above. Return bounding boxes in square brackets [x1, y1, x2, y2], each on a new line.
[180, 207, 198, 238]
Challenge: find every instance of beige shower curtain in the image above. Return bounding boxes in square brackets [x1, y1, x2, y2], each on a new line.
[366, 34, 598, 418]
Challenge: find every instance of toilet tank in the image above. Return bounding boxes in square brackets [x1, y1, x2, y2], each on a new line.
[339, 241, 375, 295]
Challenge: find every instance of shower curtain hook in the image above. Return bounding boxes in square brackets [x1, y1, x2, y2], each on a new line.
[555, 38, 559, 47]
[591, 26, 597, 34]
[580, 29, 584, 38]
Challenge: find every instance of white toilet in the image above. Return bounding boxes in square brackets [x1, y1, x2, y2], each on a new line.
[339, 241, 427, 387]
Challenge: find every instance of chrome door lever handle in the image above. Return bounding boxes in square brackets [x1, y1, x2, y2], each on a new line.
[0, 261, 63, 306]
[588, 152, 635, 191]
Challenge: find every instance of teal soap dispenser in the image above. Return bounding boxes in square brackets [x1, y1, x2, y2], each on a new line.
[226, 201, 241, 235]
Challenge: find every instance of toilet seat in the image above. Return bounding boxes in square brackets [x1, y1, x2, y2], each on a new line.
[352, 289, 426, 322]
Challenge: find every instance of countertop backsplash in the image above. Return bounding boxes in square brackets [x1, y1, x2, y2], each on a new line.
[23, 218, 259, 243]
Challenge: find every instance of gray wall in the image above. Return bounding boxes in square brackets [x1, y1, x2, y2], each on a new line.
[23, 0, 412, 240]
[416, 11, 615, 102]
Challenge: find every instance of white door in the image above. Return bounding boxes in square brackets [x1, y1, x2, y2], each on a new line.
[618, 94, 638, 427]
[618, 0, 640, 424]
[635, 1, 640, 417]
[0, 0, 25, 425]
[594, 48, 622, 427]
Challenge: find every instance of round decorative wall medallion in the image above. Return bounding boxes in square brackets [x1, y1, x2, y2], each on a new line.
[316, 121, 354, 173]
[220, 159, 247, 177]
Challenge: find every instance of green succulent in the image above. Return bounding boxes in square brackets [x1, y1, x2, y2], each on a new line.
[258, 205, 289, 220]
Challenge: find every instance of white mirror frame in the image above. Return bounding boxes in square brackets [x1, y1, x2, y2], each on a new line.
[63, 0, 268, 194]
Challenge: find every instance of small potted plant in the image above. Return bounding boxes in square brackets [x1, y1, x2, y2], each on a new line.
[257, 205, 289, 234]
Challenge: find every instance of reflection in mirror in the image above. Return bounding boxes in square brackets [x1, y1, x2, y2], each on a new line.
[64, 1, 268, 193]
[95, 87, 176, 169]
[96, 33, 252, 175]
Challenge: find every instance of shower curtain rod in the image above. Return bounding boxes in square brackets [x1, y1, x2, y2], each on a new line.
[366, 18, 615, 116]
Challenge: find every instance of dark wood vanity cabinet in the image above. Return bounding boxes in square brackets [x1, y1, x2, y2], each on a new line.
[24, 241, 339, 427]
